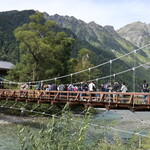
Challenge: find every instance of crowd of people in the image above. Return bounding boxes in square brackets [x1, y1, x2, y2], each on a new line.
[19, 80, 149, 94]
[18, 80, 149, 94]
[35, 80, 149, 102]
[34, 80, 148, 94]
[16, 79, 150, 103]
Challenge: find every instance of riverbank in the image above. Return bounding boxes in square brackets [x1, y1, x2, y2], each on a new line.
[0, 113, 46, 125]
[0, 110, 150, 150]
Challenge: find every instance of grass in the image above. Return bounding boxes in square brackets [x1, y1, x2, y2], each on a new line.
[17, 105, 150, 150]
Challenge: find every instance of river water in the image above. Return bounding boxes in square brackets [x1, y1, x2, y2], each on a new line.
[93, 109, 150, 139]
[0, 109, 150, 150]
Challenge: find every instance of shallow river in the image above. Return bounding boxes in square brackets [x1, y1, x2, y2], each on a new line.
[0, 109, 150, 150]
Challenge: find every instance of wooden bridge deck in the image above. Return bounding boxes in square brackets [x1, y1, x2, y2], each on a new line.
[0, 89, 150, 111]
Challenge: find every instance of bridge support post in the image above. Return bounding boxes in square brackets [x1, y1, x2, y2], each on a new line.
[148, 95, 150, 104]
[105, 105, 112, 110]
[38, 100, 42, 104]
[130, 107, 136, 112]
[66, 102, 73, 107]
[129, 95, 134, 104]
[84, 103, 91, 109]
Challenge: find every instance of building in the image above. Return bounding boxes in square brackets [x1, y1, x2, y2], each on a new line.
[0, 61, 14, 89]
[0, 61, 14, 78]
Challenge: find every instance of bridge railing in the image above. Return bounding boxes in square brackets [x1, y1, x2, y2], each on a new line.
[0, 89, 150, 105]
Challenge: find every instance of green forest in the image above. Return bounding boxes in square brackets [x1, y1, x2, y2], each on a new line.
[0, 10, 150, 150]
[0, 10, 149, 91]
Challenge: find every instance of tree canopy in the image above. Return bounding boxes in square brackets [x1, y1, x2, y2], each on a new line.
[72, 48, 99, 82]
[8, 12, 74, 82]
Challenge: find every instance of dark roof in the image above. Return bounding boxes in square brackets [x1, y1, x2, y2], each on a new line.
[0, 61, 14, 70]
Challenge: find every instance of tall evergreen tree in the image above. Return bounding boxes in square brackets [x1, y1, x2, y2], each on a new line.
[8, 12, 74, 82]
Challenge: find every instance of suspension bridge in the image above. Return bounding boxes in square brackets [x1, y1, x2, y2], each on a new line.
[0, 44, 150, 144]
[1, 43, 150, 85]
[0, 44, 150, 112]
[0, 66, 150, 140]
[0, 89, 150, 111]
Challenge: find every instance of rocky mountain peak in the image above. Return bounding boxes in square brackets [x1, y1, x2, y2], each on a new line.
[88, 21, 103, 30]
[117, 21, 150, 47]
[104, 25, 115, 34]
[88, 21, 97, 26]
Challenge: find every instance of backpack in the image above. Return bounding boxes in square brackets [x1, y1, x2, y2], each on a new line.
[58, 84, 65, 91]
[142, 84, 149, 92]
[68, 84, 74, 91]
[104, 84, 109, 92]
[92, 86, 96, 91]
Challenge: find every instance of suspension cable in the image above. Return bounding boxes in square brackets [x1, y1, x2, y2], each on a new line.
[1, 43, 150, 85]
[0, 101, 150, 139]
[73, 61, 150, 85]
[133, 50, 136, 92]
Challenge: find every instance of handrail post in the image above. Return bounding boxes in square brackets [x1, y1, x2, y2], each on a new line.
[115, 94, 119, 102]
[89, 92, 92, 101]
[67, 91, 69, 101]
[148, 94, 150, 104]
[129, 95, 134, 104]
[48, 91, 51, 100]
[38, 91, 43, 101]
[100, 94, 105, 102]
[33, 91, 35, 99]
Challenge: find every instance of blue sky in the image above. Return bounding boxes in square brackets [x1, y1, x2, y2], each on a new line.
[1, 0, 150, 29]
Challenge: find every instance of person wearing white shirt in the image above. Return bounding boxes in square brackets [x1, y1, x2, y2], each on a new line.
[88, 81, 96, 92]
[120, 82, 127, 102]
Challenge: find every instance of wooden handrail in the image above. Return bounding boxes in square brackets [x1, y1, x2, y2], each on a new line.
[0, 89, 150, 110]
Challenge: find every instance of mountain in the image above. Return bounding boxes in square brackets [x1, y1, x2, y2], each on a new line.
[117, 21, 150, 47]
[44, 13, 130, 53]
[0, 10, 149, 90]
[44, 13, 149, 61]
[44, 13, 149, 66]
[117, 22, 150, 70]
[44, 13, 150, 87]
[0, 10, 35, 63]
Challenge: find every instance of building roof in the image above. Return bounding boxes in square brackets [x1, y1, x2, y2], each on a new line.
[0, 61, 14, 70]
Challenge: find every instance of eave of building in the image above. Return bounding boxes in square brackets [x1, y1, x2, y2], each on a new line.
[0, 61, 14, 70]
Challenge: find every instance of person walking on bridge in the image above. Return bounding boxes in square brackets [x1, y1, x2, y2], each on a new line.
[120, 82, 128, 103]
[88, 81, 96, 92]
[89, 81, 96, 98]
[141, 80, 149, 104]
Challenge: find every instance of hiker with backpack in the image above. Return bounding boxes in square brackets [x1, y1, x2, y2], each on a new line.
[141, 80, 149, 104]
[120, 82, 128, 103]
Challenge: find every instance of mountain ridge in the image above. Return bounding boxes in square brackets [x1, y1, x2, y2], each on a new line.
[0, 10, 149, 89]
[117, 21, 150, 48]
[44, 13, 149, 60]
[43, 12, 150, 86]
